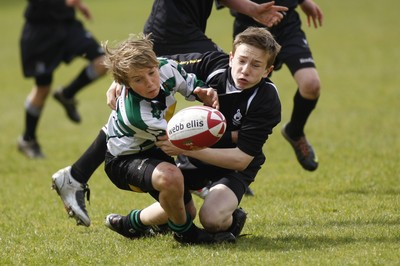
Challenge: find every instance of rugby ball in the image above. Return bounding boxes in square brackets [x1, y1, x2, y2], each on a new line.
[167, 106, 226, 150]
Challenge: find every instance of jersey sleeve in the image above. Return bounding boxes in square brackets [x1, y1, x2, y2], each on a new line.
[167, 51, 229, 83]
[158, 58, 205, 101]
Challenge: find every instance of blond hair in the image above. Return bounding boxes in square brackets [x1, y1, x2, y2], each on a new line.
[102, 34, 158, 85]
[233, 27, 281, 68]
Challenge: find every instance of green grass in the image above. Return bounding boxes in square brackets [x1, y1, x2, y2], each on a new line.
[1, 0, 399, 265]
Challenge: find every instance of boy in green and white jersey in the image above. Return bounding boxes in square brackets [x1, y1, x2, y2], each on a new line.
[99, 34, 233, 244]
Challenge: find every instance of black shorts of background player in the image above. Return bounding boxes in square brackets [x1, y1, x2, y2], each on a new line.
[18, 0, 107, 158]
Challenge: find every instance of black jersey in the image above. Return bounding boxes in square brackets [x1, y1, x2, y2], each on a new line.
[144, 0, 214, 44]
[24, 0, 75, 23]
[260, 0, 304, 9]
[170, 51, 281, 158]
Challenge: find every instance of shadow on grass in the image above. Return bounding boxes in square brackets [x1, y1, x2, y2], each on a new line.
[225, 217, 400, 251]
[230, 233, 400, 252]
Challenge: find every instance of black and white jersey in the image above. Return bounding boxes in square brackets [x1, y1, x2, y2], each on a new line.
[170, 51, 281, 159]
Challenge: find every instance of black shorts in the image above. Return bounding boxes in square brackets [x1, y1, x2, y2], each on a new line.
[233, 9, 316, 75]
[104, 148, 193, 204]
[177, 155, 262, 203]
[20, 20, 104, 84]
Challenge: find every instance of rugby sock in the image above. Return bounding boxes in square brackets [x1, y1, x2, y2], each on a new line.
[167, 213, 193, 234]
[70, 130, 107, 184]
[62, 64, 99, 98]
[23, 100, 42, 141]
[128, 210, 148, 231]
[286, 89, 318, 140]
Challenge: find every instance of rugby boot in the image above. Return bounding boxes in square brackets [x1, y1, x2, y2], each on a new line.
[52, 166, 90, 226]
[281, 124, 318, 171]
[53, 88, 81, 123]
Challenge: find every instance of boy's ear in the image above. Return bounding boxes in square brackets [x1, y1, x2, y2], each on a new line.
[229, 51, 234, 67]
[262, 65, 274, 78]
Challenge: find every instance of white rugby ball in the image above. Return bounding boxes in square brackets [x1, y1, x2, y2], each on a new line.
[167, 106, 226, 150]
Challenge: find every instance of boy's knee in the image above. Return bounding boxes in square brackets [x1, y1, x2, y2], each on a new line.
[199, 209, 227, 232]
[155, 165, 184, 191]
[91, 56, 108, 76]
[300, 77, 320, 98]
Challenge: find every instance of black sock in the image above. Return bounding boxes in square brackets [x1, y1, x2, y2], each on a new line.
[62, 65, 96, 98]
[23, 101, 42, 141]
[286, 89, 318, 139]
[70, 130, 107, 183]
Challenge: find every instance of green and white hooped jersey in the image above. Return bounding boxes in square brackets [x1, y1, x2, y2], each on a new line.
[106, 58, 204, 156]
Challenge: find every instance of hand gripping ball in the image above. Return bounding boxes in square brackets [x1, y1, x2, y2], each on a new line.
[167, 106, 226, 150]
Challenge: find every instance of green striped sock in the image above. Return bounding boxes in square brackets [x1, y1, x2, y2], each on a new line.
[128, 210, 148, 231]
[167, 213, 192, 234]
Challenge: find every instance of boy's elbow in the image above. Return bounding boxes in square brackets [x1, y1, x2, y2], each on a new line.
[233, 152, 253, 171]
[235, 163, 248, 171]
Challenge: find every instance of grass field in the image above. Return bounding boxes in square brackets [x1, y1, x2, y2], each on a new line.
[1, 0, 399, 265]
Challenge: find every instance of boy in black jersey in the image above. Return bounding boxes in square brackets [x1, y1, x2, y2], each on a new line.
[18, 0, 107, 158]
[153, 27, 281, 237]
[231, 0, 324, 171]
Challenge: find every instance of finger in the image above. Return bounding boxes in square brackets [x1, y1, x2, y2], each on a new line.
[317, 12, 324, 27]
[158, 135, 168, 141]
[262, 1, 275, 9]
[274, 5, 288, 12]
